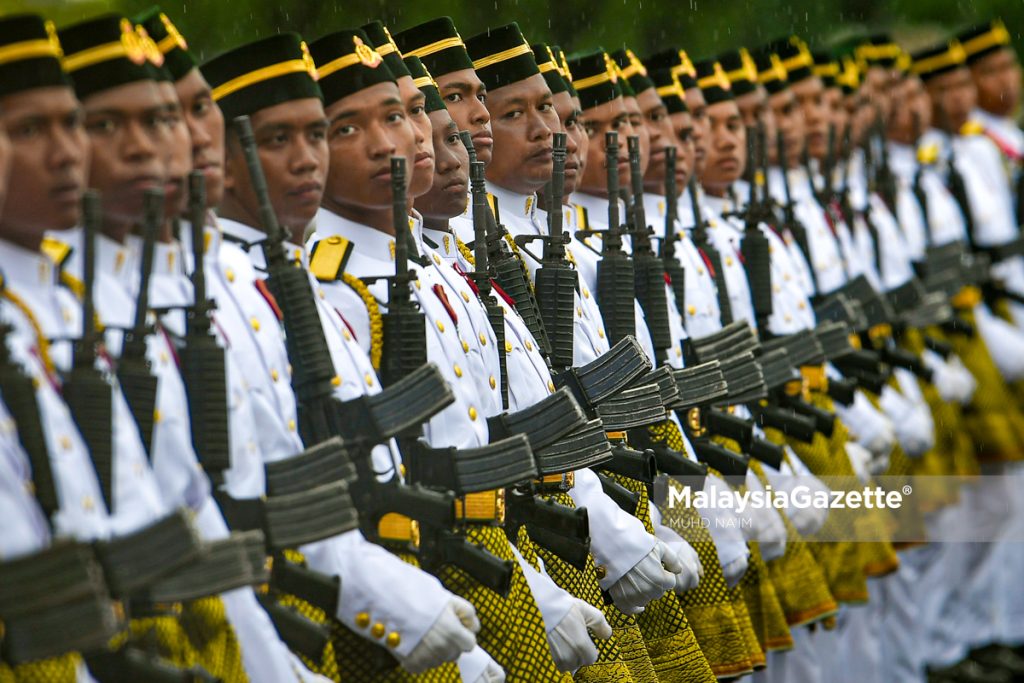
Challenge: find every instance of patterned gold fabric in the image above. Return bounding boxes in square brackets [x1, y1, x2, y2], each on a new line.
[179, 597, 246, 682]
[738, 543, 792, 653]
[438, 526, 572, 682]
[0, 655, 80, 683]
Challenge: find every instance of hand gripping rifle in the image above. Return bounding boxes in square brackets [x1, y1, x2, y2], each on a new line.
[461, 131, 509, 405]
[776, 130, 818, 294]
[687, 174, 734, 324]
[626, 135, 672, 361]
[63, 190, 115, 510]
[739, 127, 773, 335]
[179, 172, 231, 480]
[585, 131, 636, 343]
[661, 146, 688, 317]
[233, 117, 514, 596]
[117, 189, 162, 458]
[532, 131, 577, 373]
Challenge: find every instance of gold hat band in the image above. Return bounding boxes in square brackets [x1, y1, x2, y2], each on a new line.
[212, 59, 311, 101]
[404, 35, 465, 59]
[472, 41, 531, 70]
[0, 38, 61, 67]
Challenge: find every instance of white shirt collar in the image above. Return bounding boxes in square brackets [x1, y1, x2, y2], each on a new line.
[0, 239, 57, 290]
[314, 207, 398, 265]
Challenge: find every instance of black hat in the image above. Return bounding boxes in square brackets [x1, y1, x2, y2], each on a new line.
[532, 44, 569, 95]
[854, 33, 902, 69]
[610, 48, 655, 95]
[717, 48, 759, 97]
[649, 67, 688, 114]
[694, 58, 733, 104]
[771, 35, 814, 83]
[0, 14, 68, 98]
[361, 21, 410, 79]
[134, 7, 195, 81]
[202, 33, 321, 123]
[309, 30, 395, 107]
[394, 17, 474, 79]
[812, 50, 840, 88]
[910, 39, 967, 82]
[750, 43, 789, 94]
[464, 23, 539, 92]
[552, 45, 576, 97]
[59, 14, 161, 100]
[567, 49, 621, 110]
[645, 47, 697, 90]
[404, 55, 445, 112]
[957, 19, 1013, 64]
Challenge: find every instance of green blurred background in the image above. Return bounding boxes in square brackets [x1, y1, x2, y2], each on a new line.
[8, 0, 1023, 61]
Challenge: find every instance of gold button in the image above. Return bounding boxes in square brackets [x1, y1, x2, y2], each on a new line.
[414, 280, 421, 290]
[505, 341, 513, 353]
[82, 495, 95, 512]
[479, 332, 487, 345]
[288, 419, 297, 432]
[489, 375, 497, 389]
[318, 289, 326, 299]
[343, 327, 352, 341]
[371, 622, 386, 639]
[461, 291, 470, 302]
[525, 340, 533, 351]
[595, 565, 607, 580]
[331, 375, 342, 386]
[271, 369, 280, 382]
[432, 253, 441, 265]
[454, 364, 463, 378]
[784, 273, 792, 281]
[676, 348, 682, 357]
[547, 380, 555, 392]
[159, 352, 169, 363]
[386, 632, 401, 648]
[598, 328, 605, 339]
[468, 406, 478, 421]
[24, 480, 34, 495]
[287, 364, 293, 376]
[697, 267, 705, 275]
[576, 306, 582, 317]
[250, 317, 261, 332]
[355, 613, 371, 629]
[798, 301, 807, 310]
[364, 372, 374, 387]
[436, 320, 445, 333]
[59, 435, 72, 451]
[725, 256, 734, 267]
[461, 340, 470, 353]
[687, 305, 696, 315]
[784, 314, 793, 323]
[153, 409, 162, 424]
[583, 288, 590, 299]
[226, 268, 235, 283]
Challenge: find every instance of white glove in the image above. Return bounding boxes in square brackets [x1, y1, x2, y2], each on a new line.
[651, 505, 703, 593]
[548, 600, 613, 672]
[701, 475, 751, 587]
[879, 377, 934, 458]
[835, 390, 895, 457]
[975, 303, 1024, 381]
[944, 353, 977, 403]
[458, 647, 506, 683]
[399, 597, 479, 673]
[762, 453, 830, 536]
[607, 541, 680, 614]
[845, 440, 874, 482]
[739, 472, 787, 561]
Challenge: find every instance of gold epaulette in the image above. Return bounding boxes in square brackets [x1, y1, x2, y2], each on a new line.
[960, 120, 984, 137]
[575, 204, 589, 230]
[40, 236, 72, 269]
[308, 235, 353, 282]
[486, 193, 500, 223]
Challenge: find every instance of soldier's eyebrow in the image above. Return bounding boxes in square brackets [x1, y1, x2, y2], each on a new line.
[441, 81, 474, 93]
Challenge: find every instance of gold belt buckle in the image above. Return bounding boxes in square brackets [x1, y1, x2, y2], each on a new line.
[686, 408, 706, 436]
[454, 489, 506, 525]
[378, 513, 421, 548]
[800, 364, 828, 393]
[536, 471, 575, 491]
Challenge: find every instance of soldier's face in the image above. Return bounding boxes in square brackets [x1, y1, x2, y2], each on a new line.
[926, 67, 977, 134]
[318, 83, 415, 232]
[886, 77, 917, 145]
[864, 66, 891, 119]
[397, 76, 434, 199]
[768, 89, 804, 167]
[552, 90, 584, 195]
[734, 89, 763, 130]
[971, 48, 1021, 117]
[484, 74, 557, 195]
[435, 69, 492, 166]
[570, 97, 590, 194]
[156, 82, 192, 223]
[577, 96, 630, 198]
[175, 68, 224, 209]
[823, 87, 846, 158]
[670, 111, 694, 189]
[791, 76, 828, 160]
[638, 88, 674, 193]
[416, 109, 468, 222]
[702, 100, 745, 195]
[623, 95, 650, 179]
[0, 87, 88, 245]
[224, 97, 327, 240]
[684, 87, 709, 176]
[82, 80, 168, 242]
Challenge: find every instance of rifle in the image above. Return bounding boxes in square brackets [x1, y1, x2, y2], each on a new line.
[910, 112, 933, 250]
[461, 131, 510, 404]
[63, 190, 115, 510]
[687, 174, 733, 324]
[820, 124, 837, 206]
[532, 131, 577, 373]
[117, 189, 162, 458]
[776, 130, 818, 294]
[661, 146, 688, 318]
[874, 111, 898, 212]
[626, 135, 672, 361]
[179, 172, 232, 479]
[588, 131, 636, 343]
[739, 127, 773, 335]
[860, 134, 884, 276]
[232, 116, 511, 594]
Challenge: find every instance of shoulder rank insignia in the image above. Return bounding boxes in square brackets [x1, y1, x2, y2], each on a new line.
[309, 235, 353, 282]
[486, 193, 501, 223]
[40, 236, 73, 269]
